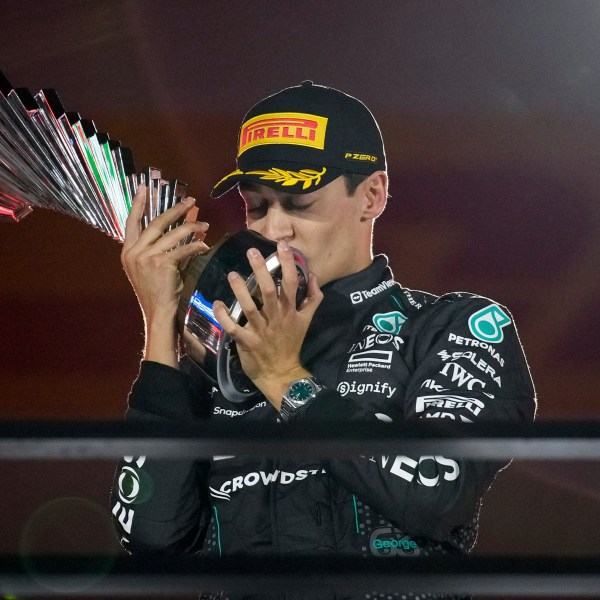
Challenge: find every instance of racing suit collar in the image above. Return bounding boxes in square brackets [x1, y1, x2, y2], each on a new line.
[319, 255, 393, 305]
[300, 254, 395, 383]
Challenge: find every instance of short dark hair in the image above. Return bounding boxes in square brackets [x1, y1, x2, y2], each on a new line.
[343, 173, 368, 196]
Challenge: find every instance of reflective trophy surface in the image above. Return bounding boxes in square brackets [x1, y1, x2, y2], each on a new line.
[0, 70, 189, 237]
[0, 70, 308, 403]
[178, 231, 308, 403]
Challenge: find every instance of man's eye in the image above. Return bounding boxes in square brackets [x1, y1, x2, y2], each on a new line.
[247, 205, 266, 215]
[286, 201, 313, 212]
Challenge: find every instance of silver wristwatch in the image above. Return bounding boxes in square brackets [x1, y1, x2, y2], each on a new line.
[279, 376, 325, 422]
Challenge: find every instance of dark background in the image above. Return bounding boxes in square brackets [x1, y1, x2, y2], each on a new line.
[1, 1, 600, 598]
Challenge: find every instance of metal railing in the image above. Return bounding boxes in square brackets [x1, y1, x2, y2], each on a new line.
[1, 420, 599, 597]
[1, 420, 600, 460]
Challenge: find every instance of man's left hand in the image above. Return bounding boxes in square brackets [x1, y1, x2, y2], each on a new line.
[213, 241, 323, 410]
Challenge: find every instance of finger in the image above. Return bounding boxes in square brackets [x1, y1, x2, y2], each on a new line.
[213, 299, 242, 340]
[142, 197, 198, 245]
[153, 220, 209, 253]
[123, 184, 147, 250]
[300, 272, 324, 316]
[188, 208, 208, 241]
[227, 271, 264, 325]
[278, 241, 298, 308]
[167, 239, 210, 264]
[247, 248, 278, 313]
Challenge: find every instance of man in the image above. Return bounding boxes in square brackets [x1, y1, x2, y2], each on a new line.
[112, 81, 536, 599]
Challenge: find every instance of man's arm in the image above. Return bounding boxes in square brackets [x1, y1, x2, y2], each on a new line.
[213, 242, 536, 541]
[111, 361, 213, 555]
[296, 297, 537, 541]
[213, 239, 323, 408]
[112, 186, 213, 554]
[120, 184, 210, 368]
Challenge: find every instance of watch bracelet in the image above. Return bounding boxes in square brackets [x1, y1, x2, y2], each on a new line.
[280, 396, 315, 422]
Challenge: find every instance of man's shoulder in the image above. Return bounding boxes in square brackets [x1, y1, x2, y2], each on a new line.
[374, 283, 516, 339]
[388, 285, 510, 317]
[425, 290, 514, 323]
[395, 289, 521, 362]
[391, 284, 438, 314]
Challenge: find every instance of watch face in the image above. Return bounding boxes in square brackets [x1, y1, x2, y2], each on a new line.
[289, 380, 314, 402]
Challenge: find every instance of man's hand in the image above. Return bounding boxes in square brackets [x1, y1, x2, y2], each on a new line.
[121, 184, 210, 367]
[213, 241, 323, 410]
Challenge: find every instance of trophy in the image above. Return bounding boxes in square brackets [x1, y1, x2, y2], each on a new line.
[178, 231, 308, 403]
[0, 70, 189, 238]
[0, 70, 308, 403]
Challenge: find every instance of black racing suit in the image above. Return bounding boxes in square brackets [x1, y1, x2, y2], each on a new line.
[111, 256, 536, 599]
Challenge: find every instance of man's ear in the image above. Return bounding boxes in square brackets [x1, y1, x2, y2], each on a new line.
[360, 171, 388, 220]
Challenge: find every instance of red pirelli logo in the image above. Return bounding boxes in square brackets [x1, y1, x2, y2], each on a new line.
[238, 112, 328, 155]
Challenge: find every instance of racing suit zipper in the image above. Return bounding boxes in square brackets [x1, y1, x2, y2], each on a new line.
[312, 503, 322, 526]
[271, 457, 280, 554]
[352, 494, 360, 534]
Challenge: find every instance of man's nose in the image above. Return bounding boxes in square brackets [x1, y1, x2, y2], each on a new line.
[260, 206, 293, 242]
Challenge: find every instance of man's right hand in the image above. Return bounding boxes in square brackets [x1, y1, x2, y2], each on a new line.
[121, 184, 210, 367]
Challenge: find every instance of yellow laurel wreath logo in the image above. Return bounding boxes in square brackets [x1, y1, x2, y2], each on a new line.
[246, 167, 327, 190]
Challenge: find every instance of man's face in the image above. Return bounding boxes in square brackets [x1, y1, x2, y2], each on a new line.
[239, 176, 370, 286]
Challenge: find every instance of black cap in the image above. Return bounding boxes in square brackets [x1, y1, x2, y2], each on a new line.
[211, 81, 386, 197]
